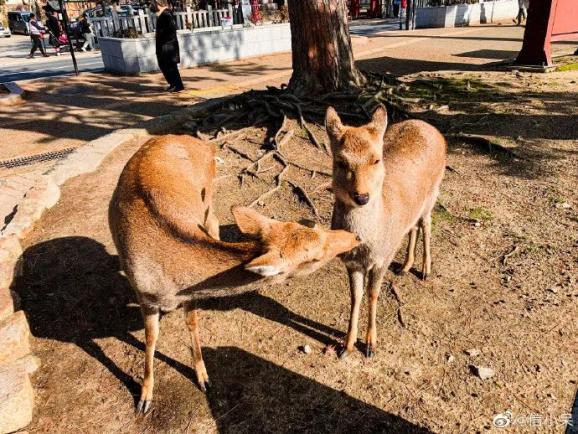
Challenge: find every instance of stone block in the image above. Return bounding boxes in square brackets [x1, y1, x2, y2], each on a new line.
[0, 368, 34, 433]
[0, 354, 41, 376]
[0, 311, 31, 365]
[0, 235, 22, 288]
[0, 288, 14, 321]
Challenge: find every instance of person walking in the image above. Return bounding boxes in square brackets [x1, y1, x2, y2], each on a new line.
[153, 0, 184, 93]
[514, 0, 529, 26]
[79, 14, 94, 51]
[46, 9, 63, 55]
[28, 13, 49, 58]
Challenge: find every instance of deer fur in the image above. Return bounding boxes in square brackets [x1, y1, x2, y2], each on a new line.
[109, 134, 359, 413]
[326, 105, 446, 358]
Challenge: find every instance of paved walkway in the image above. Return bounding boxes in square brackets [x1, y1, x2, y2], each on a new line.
[1, 22, 576, 223]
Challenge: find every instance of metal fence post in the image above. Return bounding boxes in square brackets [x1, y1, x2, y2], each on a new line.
[208, 4, 213, 26]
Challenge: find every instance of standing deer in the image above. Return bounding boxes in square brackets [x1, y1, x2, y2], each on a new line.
[109, 135, 359, 413]
[326, 105, 446, 358]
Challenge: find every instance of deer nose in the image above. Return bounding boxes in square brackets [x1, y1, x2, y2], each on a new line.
[352, 193, 370, 206]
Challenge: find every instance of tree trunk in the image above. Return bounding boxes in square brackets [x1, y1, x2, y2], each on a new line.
[287, 0, 366, 96]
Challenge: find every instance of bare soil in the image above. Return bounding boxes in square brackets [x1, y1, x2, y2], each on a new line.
[14, 67, 578, 433]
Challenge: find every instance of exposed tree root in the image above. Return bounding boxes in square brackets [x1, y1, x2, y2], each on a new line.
[184, 71, 416, 212]
[287, 180, 320, 218]
[248, 166, 288, 207]
[222, 143, 254, 162]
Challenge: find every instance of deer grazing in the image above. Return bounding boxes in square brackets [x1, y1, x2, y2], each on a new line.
[326, 105, 446, 358]
[109, 134, 359, 413]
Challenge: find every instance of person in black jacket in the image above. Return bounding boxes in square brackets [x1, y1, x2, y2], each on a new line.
[153, 0, 184, 92]
[45, 9, 63, 56]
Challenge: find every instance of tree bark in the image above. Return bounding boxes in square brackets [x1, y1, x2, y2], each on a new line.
[287, 0, 366, 96]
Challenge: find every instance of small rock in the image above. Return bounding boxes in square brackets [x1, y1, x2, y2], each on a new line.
[300, 344, 312, 355]
[555, 201, 571, 209]
[470, 365, 495, 380]
[446, 354, 455, 364]
[214, 156, 224, 165]
[547, 287, 558, 294]
[464, 348, 480, 357]
[473, 221, 481, 227]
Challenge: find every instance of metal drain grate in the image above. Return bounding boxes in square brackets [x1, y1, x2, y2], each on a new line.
[0, 148, 75, 169]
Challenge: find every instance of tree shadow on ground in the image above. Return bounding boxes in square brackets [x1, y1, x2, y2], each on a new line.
[358, 73, 578, 180]
[359, 55, 479, 76]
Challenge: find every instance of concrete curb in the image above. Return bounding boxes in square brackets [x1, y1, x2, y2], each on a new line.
[0, 82, 25, 107]
[0, 95, 227, 433]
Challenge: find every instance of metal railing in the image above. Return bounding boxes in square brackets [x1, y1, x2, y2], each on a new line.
[88, 5, 235, 39]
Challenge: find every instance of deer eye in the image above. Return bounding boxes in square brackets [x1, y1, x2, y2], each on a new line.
[373, 159, 381, 165]
[337, 160, 347, 170]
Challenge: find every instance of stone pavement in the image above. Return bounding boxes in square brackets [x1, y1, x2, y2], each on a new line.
[1, 22, 576, 224]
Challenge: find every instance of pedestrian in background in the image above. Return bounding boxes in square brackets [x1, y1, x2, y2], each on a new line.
[80, 14, 94, 51]
[514, 0, 529, 26]
[28, 13, 49, 58]
[152, 0, 184, 93]
[46, 9, 63, 55]
[392, 0, 400, 18]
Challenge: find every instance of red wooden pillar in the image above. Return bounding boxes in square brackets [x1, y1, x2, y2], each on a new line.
[516, 0, 555, 65]
[517, 0, 578, 66]
[350, 0, 360, 19]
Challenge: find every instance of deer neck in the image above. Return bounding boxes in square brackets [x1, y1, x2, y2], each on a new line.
[179, 236, 266, 298]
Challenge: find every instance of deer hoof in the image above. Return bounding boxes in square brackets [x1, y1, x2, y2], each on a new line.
[365, 344, 375, 358]
[396, 265, 409, 275]
[338, 346, 353, 360]
[199, 379, 211, 393]
[136, 399, 152, 415]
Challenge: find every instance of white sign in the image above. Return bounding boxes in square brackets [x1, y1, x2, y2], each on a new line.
[221, 16, 233, 28]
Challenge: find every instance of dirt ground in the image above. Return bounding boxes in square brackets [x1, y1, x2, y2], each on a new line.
[14, 64, 578, 433]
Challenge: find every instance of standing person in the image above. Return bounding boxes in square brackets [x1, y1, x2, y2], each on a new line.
[513, 0, 529, 26]
[79, 14, 94, 51]
[392, 0, 400, 18]
[28, 13, 49, 58]
[46, 9, 63, 55]
[153, 0, 184, 93]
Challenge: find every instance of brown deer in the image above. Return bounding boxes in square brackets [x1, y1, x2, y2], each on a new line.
[326, 105, 446, 358]
[109, 134, 359, 413]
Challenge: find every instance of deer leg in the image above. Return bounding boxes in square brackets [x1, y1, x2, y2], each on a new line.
[421, 212, 432, 280]
[184, 303, 210, 392]
[365, 265, 385, 358]
[340, 268, 365, 359]
[205, 208, 220, 240]
[399, 226, 418, 275]
[137, 305, 159, 414]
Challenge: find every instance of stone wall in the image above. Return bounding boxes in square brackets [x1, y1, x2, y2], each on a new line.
[415, 0, 518, 28]
[100, 23, 291, 75]
[0, 98, 226, 433]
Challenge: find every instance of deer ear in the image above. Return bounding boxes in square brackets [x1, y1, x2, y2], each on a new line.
[368, 104, 388, 139]
[245, 250, 283, 276]
[325, 106, 344, 146]
[231, 206, 273, 237]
